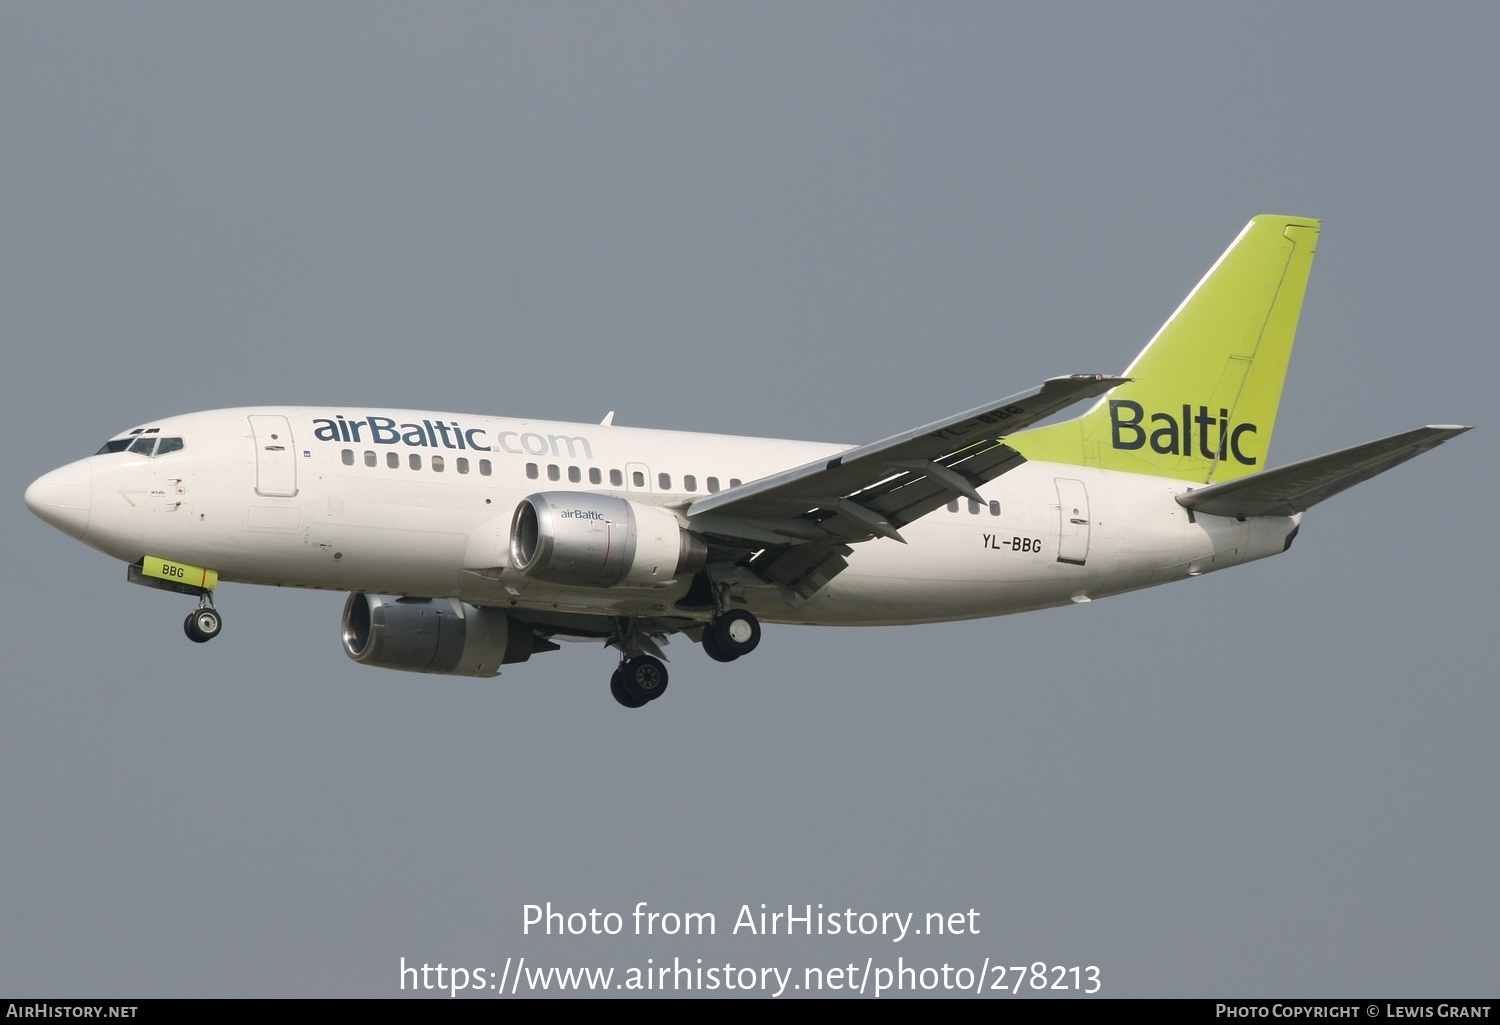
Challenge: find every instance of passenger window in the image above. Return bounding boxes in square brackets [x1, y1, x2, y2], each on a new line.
[610, 469, 624, 487]
[130, 437, 157, 457]
[457, 458, 469, 474]
[632, 470, 645, 488]
[364, 451, 376, 467]
[707, 477, 720, 493]
[589, 467, 602, 485]
[989, 500, 1001, 516]
[658, 473, 672, 490]
[684, 474, 697, 492]
[387, 452, 399, 469]
[969, 500, 980, 515]
[947, 499, 959, 513]
[547, 464, 560, 481]
[409, 453, 422, 470]
[568, 465, 581, 483]
[730, 479, 742, 488]
[156, 438, 184, 456]
[432, 455, 445, 473]
[526, 463, 539, 479]
[342, 449, 354, 466]
[480, 460, 492, 476]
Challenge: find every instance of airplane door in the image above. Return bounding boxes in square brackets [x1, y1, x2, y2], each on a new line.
[249, 415, 298, 497]
[1055, 478, 1090, 565]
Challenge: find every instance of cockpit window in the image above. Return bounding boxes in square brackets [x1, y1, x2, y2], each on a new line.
[95, 436, 184, 457]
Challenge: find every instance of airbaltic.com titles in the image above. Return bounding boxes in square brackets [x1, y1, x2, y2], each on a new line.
[522, 901, 980, 942]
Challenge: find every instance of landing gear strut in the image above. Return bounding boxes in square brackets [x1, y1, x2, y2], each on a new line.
[611, 655, 669, 707]
[183, 593, 222, 644]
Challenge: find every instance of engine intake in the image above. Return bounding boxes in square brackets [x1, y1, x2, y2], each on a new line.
[342, 593, 537, 677]
[509, 491, 707, 588]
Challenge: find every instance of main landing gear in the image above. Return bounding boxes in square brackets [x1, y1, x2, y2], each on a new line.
[183, 593, 222, 644]
[701, 609, 760, 663]
[611, 655, 669, 708]
[606, 605, 763, 709]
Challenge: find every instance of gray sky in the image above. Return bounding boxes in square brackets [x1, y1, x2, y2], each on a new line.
[3, 3, 1495, 998]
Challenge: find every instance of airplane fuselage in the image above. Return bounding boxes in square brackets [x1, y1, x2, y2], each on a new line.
[38, 405, 1297, 629]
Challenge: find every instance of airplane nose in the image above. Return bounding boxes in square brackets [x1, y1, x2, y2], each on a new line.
[25, 461, 93, 539]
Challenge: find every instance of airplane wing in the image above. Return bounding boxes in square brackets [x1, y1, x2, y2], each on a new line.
[1175, 425, 1471, 519]
[685, 374, 1125, 597]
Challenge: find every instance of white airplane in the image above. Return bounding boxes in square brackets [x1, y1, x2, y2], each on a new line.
[26, 215, 1469, 707]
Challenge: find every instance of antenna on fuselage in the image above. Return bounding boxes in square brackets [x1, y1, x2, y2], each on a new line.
[600, 411, 616, 426]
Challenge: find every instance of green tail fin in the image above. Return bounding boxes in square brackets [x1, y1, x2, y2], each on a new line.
[1010, 215, 1319, 483]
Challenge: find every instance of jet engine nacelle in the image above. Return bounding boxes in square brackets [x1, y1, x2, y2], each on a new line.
[509, 491, 708, 588]
[342, 593, 536, 677]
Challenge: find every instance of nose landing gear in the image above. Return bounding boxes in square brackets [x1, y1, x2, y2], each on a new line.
[183, 594, 222, 643]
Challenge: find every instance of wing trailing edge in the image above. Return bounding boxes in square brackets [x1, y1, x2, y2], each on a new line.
[683, 373, 1125, 599]
[687, 374, 1126, 538]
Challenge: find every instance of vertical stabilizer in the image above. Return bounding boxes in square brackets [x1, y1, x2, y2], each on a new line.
[1010, 215, 1319, 483]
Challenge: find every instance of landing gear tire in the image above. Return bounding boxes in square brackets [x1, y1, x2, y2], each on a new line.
[610, 668, 649, 708]
[701, 627, 737, 663]
[184, 607, 222, 644]
[616, 655, 669, 705]
[710, 609, 760, 660]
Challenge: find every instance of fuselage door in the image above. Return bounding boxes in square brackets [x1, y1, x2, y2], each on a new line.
[1055, 477, 1090, 565]
[249, 415, 298, 497]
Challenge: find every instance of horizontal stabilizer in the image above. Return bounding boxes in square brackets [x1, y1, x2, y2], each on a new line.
[1176, 425, 1471, 518]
